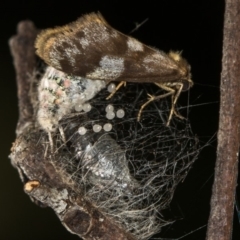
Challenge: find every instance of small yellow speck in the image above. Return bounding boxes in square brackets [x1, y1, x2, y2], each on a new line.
[24, 180, 40, 192]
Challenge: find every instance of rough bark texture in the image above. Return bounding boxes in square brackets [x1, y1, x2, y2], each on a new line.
[9, 21, 37, 135]
[9, 21, 136, 240]
[206, 0, 240, 239]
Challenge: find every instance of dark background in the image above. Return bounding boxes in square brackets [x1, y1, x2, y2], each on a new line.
[1, 0, 239, 239]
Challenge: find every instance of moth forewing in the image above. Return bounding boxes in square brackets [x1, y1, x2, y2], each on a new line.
[35, 12, 193, 126]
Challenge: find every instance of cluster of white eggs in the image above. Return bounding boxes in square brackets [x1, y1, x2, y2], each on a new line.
[77, 104, 125, 135]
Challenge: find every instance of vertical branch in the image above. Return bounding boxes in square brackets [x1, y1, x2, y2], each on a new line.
[206, 0, 240, 239]
[9, 21, 37, 134]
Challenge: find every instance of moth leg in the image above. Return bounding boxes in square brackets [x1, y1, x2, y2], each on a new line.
[172, 92, 185, 120]
[137, 91, 173, 121]
[173, 108, 185, 119]
[165, 83, 184, 126]
[106, 81, 126, 100]
[137, 83, 184, 126]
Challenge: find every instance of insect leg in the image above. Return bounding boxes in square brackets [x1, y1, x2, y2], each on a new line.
[137, 83, 184, 126]
[137, 91, 173, 122]
[165, 83, 184, 125]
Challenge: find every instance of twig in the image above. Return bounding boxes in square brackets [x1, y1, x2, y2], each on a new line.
[9, 21, 37, 135]
[206, 0, 240, 239]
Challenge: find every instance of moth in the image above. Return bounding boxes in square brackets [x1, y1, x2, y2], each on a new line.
[35, 12, 193, 126]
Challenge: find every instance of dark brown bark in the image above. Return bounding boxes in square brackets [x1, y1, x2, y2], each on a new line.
[9, 21, 136, 240]
[9, 21, 37, 134]
[206, 1, 240, 239]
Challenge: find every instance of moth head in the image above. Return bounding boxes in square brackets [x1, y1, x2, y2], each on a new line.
[169, 51, 193, 91]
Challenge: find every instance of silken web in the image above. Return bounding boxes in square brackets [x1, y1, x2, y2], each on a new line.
[45, 81, 200, 240]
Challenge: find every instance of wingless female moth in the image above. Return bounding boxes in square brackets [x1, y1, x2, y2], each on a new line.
[35, 12, 193, 126]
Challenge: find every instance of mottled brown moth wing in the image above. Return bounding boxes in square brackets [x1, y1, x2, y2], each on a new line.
[35, 13, 191, 86]
[35, 12, 193, 125]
